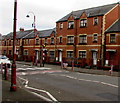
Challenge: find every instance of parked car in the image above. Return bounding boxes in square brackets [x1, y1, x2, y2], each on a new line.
[0, 55, 11, 66]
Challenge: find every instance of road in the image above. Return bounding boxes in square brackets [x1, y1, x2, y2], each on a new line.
[15, 63, 119, 102]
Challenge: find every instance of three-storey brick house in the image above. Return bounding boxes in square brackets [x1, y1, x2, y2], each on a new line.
[56, 2, 120, 69]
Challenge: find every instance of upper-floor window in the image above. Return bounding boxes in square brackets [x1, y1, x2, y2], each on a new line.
[110, 34, 116, 43]
[93, 34, 98, 42]
[67, 36, 74, 44]
[79, 35, 87, 44]
[94, 17, 98, 25]
[68, 21, 74, 29]
[59, 37, 62, 43]
[51, 38, 54, 44]
[36, 39, 39, 45]
[17, 40, 19, 45]
[60, 23, 63, 29]
[67, 51, 73, 58]
[80, 19, 87, 27]
[45, 38, 47, 44]
[9, 40, 11, 46]
[79, 51, 86, 59]
[4, 41, 7, 46]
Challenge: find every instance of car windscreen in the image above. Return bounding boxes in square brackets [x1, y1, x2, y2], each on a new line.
[0, 56, 8, 59]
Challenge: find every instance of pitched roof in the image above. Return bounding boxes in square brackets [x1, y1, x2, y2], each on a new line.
[57, 3, 118, 22]
[105, 19, 120, 33]
[3, 28, 56, 40]
[4, 29, 34, 39]
[38, 28, 56, 38]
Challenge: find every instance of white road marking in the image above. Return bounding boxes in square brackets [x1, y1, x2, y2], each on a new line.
[17, 70, 64, 75]
[17, 76, 58, 102]
[50, 74, 118, 88]
[17, 67, 51, 71]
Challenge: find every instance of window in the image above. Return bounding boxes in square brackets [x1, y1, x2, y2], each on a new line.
[3, 50, 6, 55]
[51, 38, 54, 44]
[24, 50, 28, 55]
[79, 51, 86, 58]
[68, 21, 74, 29]
[67, 36, 74, 44]
[9, 40, 11, 46]
[4, 41, 7, 46]
[50, 51, 55, 58]
[67, 51, 73, 58]
[9, 50, 12, 55]
[94, 17, 98, 25]
[80, 19, 87, 27]
[36, 39, 39, 45]
[59, 37, 62, 43]
[16, 50, 19, 55]
[79, 35, 87, 44]
[17, 40, 19, 45]
[60, 23, 63, 29]
[110, 34, 116, 43]
[45, 38, 47, 44]
[93, 34, 98, 42]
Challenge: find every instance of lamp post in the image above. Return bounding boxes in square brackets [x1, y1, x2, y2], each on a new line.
[10, 0, 17, 91]
[26, 12, 36, 65]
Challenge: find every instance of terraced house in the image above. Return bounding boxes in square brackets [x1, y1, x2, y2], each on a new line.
[55, 2, 120, 70]
[1, 2, 120, 70]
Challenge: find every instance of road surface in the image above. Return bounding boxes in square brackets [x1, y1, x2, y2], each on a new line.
[15, 63, 119, 102]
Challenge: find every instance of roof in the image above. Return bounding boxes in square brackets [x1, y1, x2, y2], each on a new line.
[3, 28, 56, 40]
[105, 19, 120, 33]
[38, 28, 56, 38]
[3, 29, 34, 39]
[57, 3, 118, 22]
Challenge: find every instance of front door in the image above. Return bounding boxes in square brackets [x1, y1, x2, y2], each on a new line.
[59, 51, 62, 62]
[92, 52, 97, 65]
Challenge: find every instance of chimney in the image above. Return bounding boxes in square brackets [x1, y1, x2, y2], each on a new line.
[19, 28, 24, 31]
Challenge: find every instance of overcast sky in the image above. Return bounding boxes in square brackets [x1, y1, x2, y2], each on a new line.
[0, 0, 119, 35]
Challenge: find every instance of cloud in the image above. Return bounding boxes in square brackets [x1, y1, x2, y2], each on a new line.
[0, 0, 119, 35]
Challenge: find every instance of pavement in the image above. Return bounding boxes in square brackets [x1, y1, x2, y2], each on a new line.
[1, 61, 119, 102]
[0, 74, 48, 102]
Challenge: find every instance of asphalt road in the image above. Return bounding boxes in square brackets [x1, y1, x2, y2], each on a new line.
[16, 63, 119, 102]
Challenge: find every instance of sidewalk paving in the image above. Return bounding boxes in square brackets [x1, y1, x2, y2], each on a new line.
[1, 74, 48, 102]
[17, 61, 119, 77]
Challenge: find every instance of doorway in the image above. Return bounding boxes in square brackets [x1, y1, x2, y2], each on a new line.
[92, 51, 97, 65]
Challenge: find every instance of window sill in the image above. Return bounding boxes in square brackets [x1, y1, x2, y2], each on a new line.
[67, 43, 74, 45]
[78, 43, 87, 45]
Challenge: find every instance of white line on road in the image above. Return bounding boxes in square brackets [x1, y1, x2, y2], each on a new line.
[50, 74, 118, 88]
[17, 76, 58, 102]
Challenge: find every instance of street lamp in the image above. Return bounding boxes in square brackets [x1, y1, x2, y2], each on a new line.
[10, 0, 17, 91]
[26, 12, 36, 65]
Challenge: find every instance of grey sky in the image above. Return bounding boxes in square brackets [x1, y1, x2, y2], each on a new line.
[0, 0, 119, 35]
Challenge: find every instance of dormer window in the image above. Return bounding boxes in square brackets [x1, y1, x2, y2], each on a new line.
[51, 38, 54, 44]
[60, 23, 63, 29]
[35, 39, 39, 45]
[80, 19, 87, 27]
[68, 21, 74, 29]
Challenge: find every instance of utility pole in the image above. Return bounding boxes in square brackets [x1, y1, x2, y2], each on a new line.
[10, 0, 17, 91]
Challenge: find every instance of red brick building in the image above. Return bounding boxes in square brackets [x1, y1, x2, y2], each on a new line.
[55, 2, 120, 69]
[1, 3, 120, 70]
